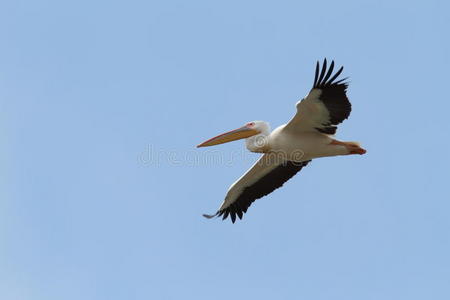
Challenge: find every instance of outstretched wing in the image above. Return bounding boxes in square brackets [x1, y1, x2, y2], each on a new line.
[204, 154, 310, 223]
[285, 59, 351, 135]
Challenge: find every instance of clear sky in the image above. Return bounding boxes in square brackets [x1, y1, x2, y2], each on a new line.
[1, 0, 449, 299]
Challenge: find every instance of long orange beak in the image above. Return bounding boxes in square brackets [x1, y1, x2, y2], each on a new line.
[197, 126, 259, 147]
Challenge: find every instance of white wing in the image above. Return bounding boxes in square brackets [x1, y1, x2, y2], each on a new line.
[285, 59, 351, 135]
[204, 154, 310, 223]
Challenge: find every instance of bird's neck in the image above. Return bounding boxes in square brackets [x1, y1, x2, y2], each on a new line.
[246, 132, 270, 153]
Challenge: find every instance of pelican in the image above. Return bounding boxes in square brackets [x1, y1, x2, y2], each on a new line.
[197, 59, 366, 223]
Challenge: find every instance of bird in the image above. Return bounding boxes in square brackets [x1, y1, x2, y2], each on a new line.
[197, 59, 366, 223]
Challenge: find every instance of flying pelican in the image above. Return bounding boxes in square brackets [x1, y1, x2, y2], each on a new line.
[197, 59, 366, 223]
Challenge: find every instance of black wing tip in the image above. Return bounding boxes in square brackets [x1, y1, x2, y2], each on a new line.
[202, 210, 242, 223]
[313, 58, 346, 88]
[202, 212, 219, 219]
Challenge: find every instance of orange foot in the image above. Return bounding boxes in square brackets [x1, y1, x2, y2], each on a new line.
[331, 140, 367, 155]
[349, 147, 367, 155]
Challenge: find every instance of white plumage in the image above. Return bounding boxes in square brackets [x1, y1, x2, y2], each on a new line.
[198, 59, 366, 223]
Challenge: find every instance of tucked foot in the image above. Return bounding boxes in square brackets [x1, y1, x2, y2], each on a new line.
[349, 147, 366, 155]
[345, 142, 366, 155]
[331, 140, 366, 155]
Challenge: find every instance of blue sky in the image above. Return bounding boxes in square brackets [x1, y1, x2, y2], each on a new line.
[1, 0, 449, 299]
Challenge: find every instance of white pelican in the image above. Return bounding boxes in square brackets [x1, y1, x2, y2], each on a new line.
[197, 59, 366, 223]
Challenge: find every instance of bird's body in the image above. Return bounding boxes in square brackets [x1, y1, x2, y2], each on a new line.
[243, 122, 350, 160]
[197, 59, 366, 223]
[267, 125, 347, 161]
